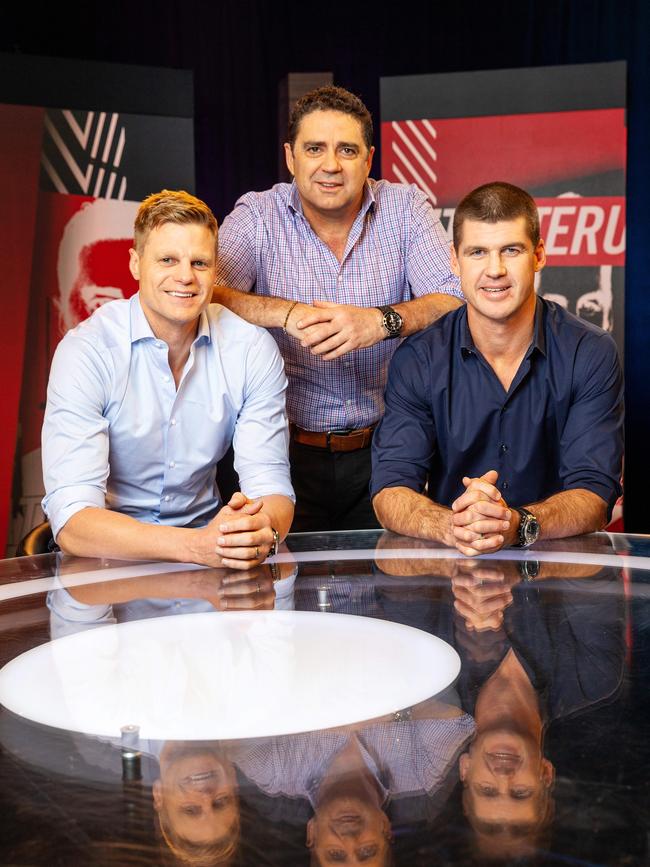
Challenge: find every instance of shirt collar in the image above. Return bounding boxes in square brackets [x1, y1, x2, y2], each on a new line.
[287, 179, 376, 218]
[130, 293, 211, 346]
[460, 295, 547, 359]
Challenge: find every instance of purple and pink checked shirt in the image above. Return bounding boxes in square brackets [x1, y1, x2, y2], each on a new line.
[217, 179, 463, 431]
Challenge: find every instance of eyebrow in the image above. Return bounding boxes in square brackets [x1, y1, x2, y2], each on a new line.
[302, 140, 361, 149]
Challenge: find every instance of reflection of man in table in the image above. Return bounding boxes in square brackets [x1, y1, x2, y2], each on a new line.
[42, 190, 294, 568]
[371, 182, 624, 556]
[214, 85, 462, 532]
[154, 741, 240, 864]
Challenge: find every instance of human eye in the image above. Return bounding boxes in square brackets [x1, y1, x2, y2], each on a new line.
[339, 146, 358, 157]
[510, 787, 533, 799]
[160, 256, 176, 265]
[478, 784, 499, 797]
[326, 849, 347, 862]
[358, 844, 379, 860]
[467, 248, 485, 258]
[192, 259, 209, 269]
[181, 804, 201, 816]
[211, 796, 230, 810]
[503, 245, 522, 256]
[305, 144, 322, 155]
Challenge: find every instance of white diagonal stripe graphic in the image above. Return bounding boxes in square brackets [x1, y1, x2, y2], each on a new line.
[91, 112, 106, 160]
[118, 176, 128, 200]
[63, 110, 94, 149]
[93, 166, 105, 197]
[393, 123, 438, 184]
[422, 120, 437, 140]
[106, 171, 117, 198]
[44, 115, 93, 193]
[113, 127, 126, 168]
[406, 120, 437, 162]
[41, 153, 68, 194]
[392, 142, 437, 203]
[102, 113, 119, 164]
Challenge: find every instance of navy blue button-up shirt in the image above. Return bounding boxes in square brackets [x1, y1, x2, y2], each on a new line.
[370, 298, 623, 516]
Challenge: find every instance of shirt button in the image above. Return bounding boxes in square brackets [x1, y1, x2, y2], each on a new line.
[156, 342, 164, 349]
[163, 375, 170, 383]
[164, 495, 171, 502]
[345, 399, 352, 405]
[170, 418, 177, 426]
[169, 461, 176, 468]
[502, 481, 509, 490]
[500, 443, 508, 453]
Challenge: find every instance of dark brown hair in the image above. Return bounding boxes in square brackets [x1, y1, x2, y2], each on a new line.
[134, 190, 218, 253]
[453, 181, 540, 249]
[287, 86, 373, 152]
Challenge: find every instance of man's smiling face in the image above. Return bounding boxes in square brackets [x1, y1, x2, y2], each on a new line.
[284, 109, 374, 224]
[128, 221, 217, 341]
[451, 216, 546, 330]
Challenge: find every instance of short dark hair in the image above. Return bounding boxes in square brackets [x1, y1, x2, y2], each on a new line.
[287, 86, 373, 152]
[134, 189, 218, 254]
[453, 181, 540, 249]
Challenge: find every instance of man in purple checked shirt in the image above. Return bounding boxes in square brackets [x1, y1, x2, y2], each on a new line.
[214, 86, 463, 532]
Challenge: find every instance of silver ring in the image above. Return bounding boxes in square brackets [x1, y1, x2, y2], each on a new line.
[255, 546, 260, 559]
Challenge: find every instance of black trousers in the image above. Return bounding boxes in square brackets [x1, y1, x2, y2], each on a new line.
[289, 439, 381, 533]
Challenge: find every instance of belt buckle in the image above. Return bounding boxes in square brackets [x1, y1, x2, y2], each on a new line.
[326, 428, 351, 449]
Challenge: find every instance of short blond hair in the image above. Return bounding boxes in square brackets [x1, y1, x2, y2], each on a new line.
[134, 189, 218, 253]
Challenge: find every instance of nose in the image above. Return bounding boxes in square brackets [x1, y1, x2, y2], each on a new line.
[321, 146, 342, 173]
[486, 250, 507, 278]
[175, 258, 194, 284]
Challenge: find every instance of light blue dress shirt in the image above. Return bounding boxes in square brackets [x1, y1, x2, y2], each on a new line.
[42, 294, 294, 540]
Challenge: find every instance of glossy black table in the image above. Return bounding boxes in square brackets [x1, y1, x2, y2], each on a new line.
[0, 530, 648, 866]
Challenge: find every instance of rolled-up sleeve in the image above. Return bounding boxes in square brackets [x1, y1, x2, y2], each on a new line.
[233, 327, 295, 503]
[42, 335, 111, 540]
[406, 188, 463, 299]
[560, 331, 624, 516]
[370, 338, 437, 500]
[216, 196, 259, 293]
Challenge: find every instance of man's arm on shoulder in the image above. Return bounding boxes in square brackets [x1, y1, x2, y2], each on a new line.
[213, 194, 315, 336]
[295, 187, 463, 359]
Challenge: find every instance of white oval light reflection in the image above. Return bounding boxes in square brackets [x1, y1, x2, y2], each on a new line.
[0, 611, 459, 740]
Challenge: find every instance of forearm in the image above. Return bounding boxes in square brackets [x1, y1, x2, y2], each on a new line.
[56, 507, 204, 564]
[372, 486, 453, 544]
[256, 494, 294, 541]
[393, 293, 463, 338]
[212, 285, 305, 330]
[514, 488, 608, 544]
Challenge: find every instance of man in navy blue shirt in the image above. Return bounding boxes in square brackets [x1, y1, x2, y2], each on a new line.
[370, 182, 623, 556]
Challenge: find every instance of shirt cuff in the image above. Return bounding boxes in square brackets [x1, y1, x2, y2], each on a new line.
[43, 485, 106, 541]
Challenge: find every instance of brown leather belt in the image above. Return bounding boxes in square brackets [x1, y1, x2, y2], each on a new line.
[290, 424, 376, 452]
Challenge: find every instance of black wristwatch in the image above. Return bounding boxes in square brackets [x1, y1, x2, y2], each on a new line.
[514, 508, 540, 548]
[269, 527, 280, 557]
[376, 305, 403, 339]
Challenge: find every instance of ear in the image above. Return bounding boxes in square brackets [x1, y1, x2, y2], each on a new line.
[129, 247, 140, 281]
[152, 779, 163, 811]
[284, 142, 295, 177]
[541, 758, 555, 789]
[534, 238, 547, 273]
[459, 751, 470, 782]
[450, 242, 461, 278]
[305, 817, 315, 848]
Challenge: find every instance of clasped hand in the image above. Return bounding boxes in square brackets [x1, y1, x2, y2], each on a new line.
[287, 300, 384, 360]
[193, 492, 274, 570]
[449, 470, 515, 556]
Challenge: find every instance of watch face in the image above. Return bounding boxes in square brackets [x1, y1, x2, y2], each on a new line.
[524, 516, 540, 544]
[384, 310, 402, 334]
